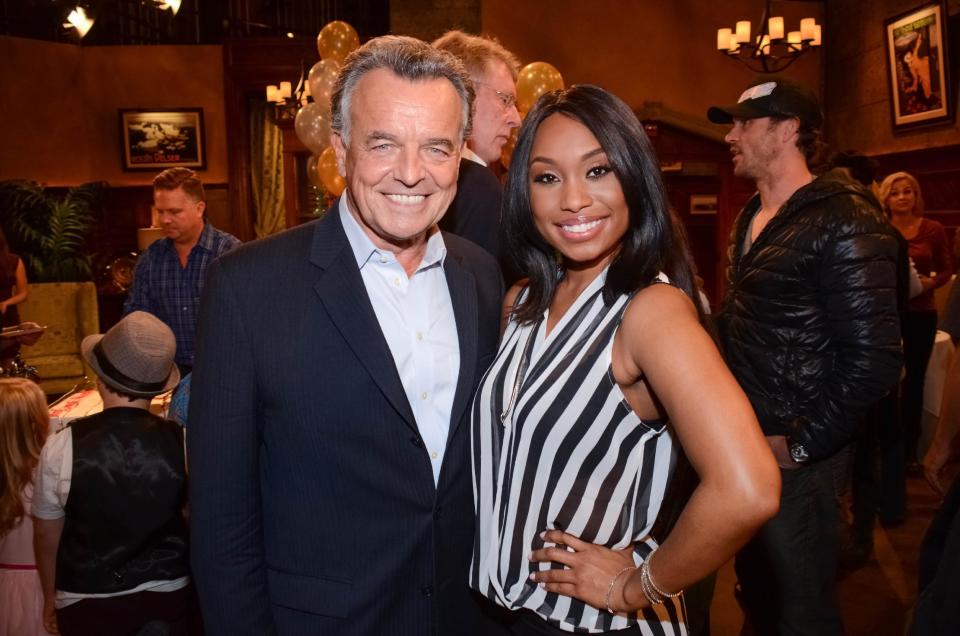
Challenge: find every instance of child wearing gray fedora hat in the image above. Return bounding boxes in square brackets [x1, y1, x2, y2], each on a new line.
[31, 312, 194, 635]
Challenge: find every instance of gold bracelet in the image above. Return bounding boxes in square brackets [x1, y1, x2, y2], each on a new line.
[604, 566, 635, 614]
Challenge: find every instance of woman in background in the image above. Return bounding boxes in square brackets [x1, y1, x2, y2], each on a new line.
[0, 378, 52, 635]
[879, 172, 953, 473]
[0, 228, 30, 367]
[470, 85, 779, 634]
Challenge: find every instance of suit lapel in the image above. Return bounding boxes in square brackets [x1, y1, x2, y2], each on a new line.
[444, 244, 478, 440]
[310, 211, 418, 432]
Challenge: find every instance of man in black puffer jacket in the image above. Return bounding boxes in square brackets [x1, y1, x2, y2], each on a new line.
[709, 79, 902, 635]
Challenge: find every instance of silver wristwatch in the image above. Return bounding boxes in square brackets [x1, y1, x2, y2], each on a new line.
[788, 440, 810, 464]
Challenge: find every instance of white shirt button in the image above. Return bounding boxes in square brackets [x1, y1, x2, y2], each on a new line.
[421, 392, 428, 400]
[416, 332, 423, 341]
[430, 451, 438, 459]
[394, 277, 401, 287]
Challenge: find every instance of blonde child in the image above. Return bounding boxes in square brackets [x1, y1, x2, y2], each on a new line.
[0, 378, 51, 635]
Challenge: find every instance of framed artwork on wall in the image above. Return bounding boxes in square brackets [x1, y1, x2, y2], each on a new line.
[884, 2, 953, 131]
[689, 194, 718, 216]
[119, 108, 206, 171]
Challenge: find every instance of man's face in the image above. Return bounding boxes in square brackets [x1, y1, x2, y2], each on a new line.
[154, 187, 205, 245]
[469, 60, 521, 164]
[724, 116, 786, 180]
[332, 68, 463, 252]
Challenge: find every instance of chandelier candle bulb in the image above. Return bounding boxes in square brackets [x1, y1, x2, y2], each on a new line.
[788, 31, 801, 45]
[759, 35, 771, 55]
[811, 24, 822, 46]
[768, 17, 784, 40]
[718, 28, 733, 50]
[728, 34, 740, 52]
[266, 85, 279, 102]
[279, 81, 292, 99]
[800, 18, 816, 41]
[736, 20, 751, 44]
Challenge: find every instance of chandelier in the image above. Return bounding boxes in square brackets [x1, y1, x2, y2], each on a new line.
[717, 0, 822, 73]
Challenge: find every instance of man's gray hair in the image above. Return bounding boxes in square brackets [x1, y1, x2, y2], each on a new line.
[432, 30, 520, 82]
[331, 35, 475, 145]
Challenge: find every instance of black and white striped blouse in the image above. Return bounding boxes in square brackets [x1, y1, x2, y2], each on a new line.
[470, 270, 686, 634]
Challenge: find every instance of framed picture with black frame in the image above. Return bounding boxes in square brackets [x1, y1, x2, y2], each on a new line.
[119, 108, 206, 171]
[883, 2, 953, 131]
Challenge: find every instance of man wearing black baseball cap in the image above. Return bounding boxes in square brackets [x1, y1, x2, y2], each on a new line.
[710, 78, 903, 635]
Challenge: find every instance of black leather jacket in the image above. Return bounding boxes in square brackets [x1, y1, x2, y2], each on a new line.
[718, 171, 902, 461]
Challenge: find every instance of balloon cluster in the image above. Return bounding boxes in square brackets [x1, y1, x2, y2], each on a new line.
[501, 61, 564, 169]
[295, 20, 360, 197]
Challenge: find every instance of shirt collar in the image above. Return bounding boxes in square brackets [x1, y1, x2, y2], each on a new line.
[462, 147, 487, 167]
[195, 221, 216, 251]
[338, 195, 447, 272]
[162, 221, 214, 254]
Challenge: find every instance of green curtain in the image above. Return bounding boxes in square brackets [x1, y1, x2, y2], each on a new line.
[250, 100, 286, 238]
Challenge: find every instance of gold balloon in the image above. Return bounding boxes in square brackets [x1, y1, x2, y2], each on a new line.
[316, 21, 360, 64]
[307, 59, 340, 118]
[306, 154, 324, 188]
[294, 102, 331, 155]
[516, 61, 564, 114]
[318, 146, 346, 196]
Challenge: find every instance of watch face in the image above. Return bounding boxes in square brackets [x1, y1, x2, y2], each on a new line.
[789, 442, 809, 463]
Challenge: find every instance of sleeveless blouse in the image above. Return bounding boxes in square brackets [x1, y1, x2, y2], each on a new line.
[470, 270, 686, 633]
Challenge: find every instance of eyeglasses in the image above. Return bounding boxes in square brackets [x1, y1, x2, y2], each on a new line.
[480, 84, 517, 111]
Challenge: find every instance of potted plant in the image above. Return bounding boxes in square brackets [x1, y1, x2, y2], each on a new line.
[0, 180, 105, 282]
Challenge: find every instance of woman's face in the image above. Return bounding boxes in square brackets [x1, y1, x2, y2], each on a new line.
[528, 114, 629, 273]
[887, 178, 917, 216]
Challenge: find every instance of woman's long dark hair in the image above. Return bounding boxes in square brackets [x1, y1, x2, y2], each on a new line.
[503, 84, 703, 324]
[0, 227, 9, 262]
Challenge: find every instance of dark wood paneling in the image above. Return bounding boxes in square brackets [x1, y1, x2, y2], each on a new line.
[643, 120, 752, 303]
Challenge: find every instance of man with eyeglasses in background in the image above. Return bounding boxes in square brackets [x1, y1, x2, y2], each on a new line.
[434, 31, 521, 270]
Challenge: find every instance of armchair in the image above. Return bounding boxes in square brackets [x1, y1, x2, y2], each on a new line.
[18, 281, 100, 395]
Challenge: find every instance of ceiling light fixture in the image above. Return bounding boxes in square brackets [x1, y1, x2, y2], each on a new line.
[717, 0, 822, 73]
[155, 0, 182, 17]
[64, 6, 94, 38]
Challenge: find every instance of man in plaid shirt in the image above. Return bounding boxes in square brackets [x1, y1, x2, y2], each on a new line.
[124, 168, 240, 375]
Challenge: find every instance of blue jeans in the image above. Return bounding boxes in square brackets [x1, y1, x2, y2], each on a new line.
[735, 460, 843, 635]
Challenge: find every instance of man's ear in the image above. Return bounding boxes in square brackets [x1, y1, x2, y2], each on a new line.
[331, 133, 348, 177]
[780, 118, 800, 143]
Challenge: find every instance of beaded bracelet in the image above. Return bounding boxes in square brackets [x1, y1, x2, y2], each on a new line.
[639, 548, 682, 605]
[604, 566, 635, 614]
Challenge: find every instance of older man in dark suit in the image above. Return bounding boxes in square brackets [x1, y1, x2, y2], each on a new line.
[434, 31, 521, 269]
[188, 36, 505, 635]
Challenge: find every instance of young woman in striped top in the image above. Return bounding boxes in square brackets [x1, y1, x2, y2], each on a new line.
[470, 85, 780, 635]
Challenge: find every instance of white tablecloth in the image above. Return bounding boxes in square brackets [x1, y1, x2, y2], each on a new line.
[48, 389, 170, 431]
[923, 330, 955, 417]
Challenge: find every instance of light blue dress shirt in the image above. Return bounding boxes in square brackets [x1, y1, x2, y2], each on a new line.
[339, 198, 460, 485]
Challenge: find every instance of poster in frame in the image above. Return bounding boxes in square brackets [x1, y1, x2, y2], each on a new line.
[884, 2, 953, 131]
[119, 108, 206, 171]
[689, 194, 718, 216]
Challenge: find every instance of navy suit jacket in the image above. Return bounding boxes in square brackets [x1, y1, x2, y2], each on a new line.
[439, 158, 502, 260]
[188, 210, 505, 635]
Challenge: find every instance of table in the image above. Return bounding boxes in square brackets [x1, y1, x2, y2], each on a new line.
[48, 388, 171, 431]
